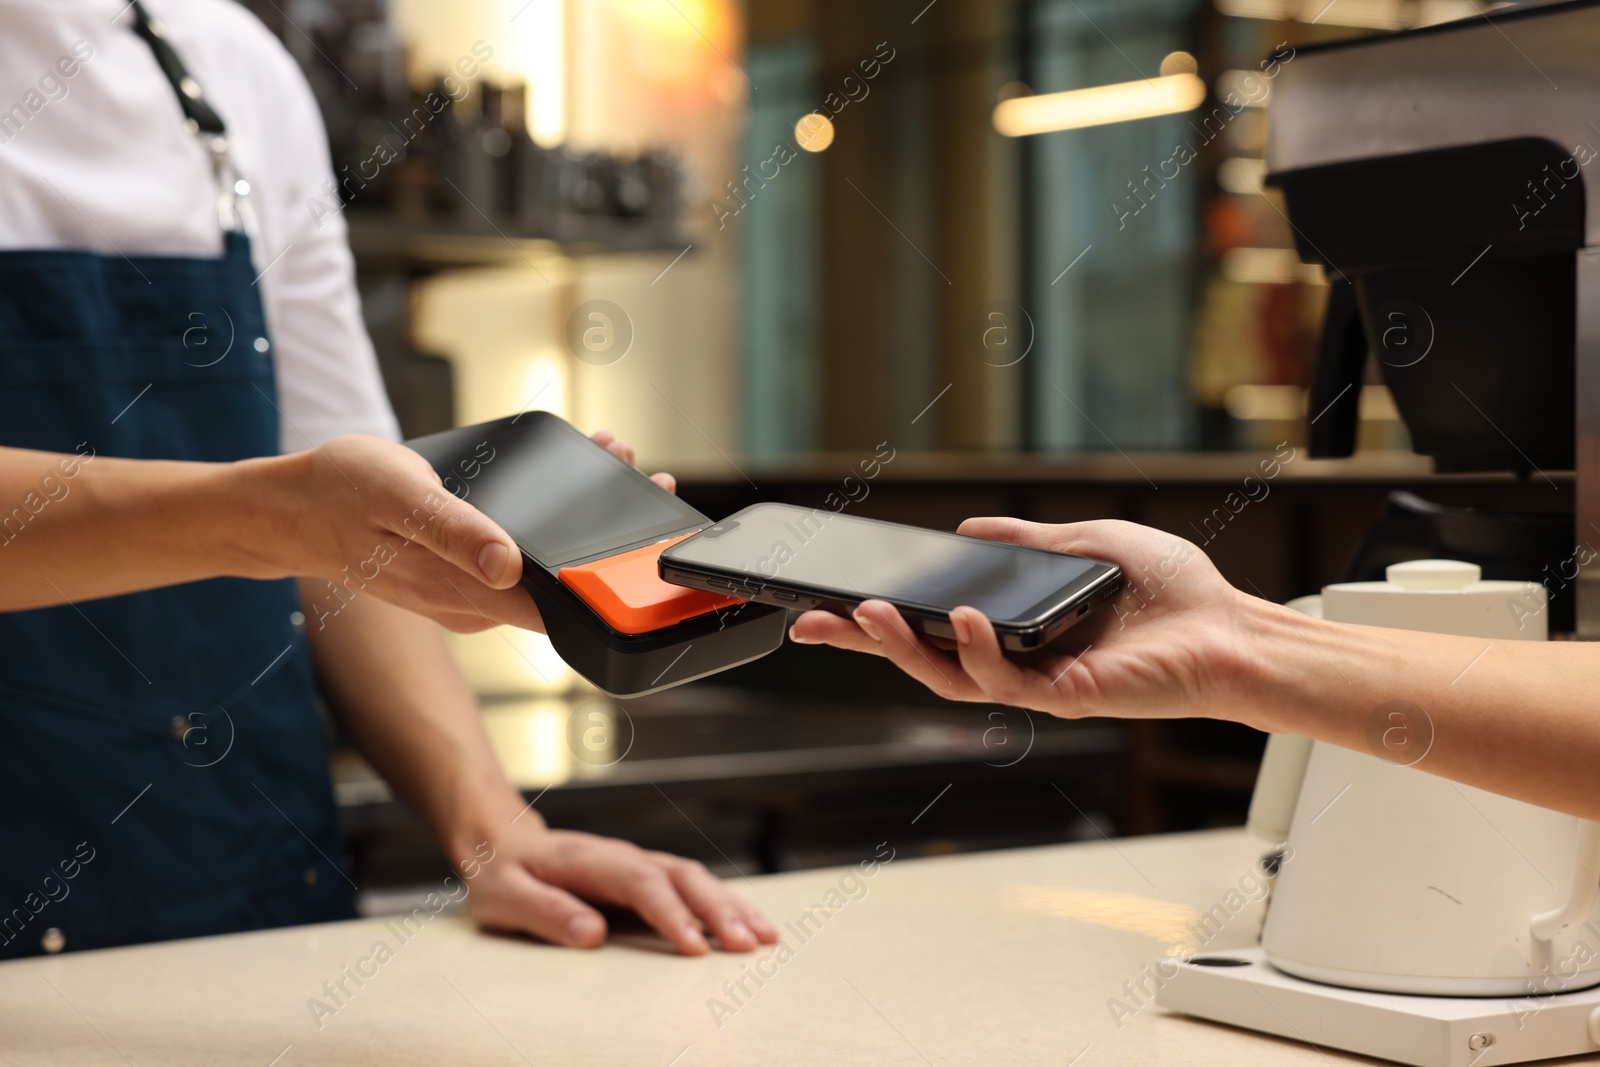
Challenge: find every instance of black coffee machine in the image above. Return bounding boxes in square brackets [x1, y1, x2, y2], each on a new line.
[1265, 0, 1600, 635]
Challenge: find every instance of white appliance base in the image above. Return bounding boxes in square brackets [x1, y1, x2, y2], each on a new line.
[1154, 947, 1600, 1067]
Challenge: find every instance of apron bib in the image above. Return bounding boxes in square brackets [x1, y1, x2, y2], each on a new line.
[0, 4, 354, 958]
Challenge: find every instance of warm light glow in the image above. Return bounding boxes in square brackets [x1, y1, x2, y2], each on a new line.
[1159, 51, 1197, 77]
[1007, 885, 1206, 954]
[1224, 384, 1303, 421]
[446, 624, 576, 697]
[1224, 384, 1400, 421]
[1219, 247, 1325, 286]
[1217, 157, 1267, 194]
[506, 627, 576, 688]
[610, 0, 734, 88]
[993, 73, 1207, 137]
[1216, 69, 1273, 108]
[614, 0, 723, 42]
[520, 351, 570, 421]
[795, 114, 835, 152]
[481, 699, 573, 787]
[504, 0, 566, 146]
[1215, 0, 1502, 29]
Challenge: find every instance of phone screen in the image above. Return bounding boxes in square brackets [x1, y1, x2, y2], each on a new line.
[419, 415, 703, 566]
[668, 503, 1105, 622]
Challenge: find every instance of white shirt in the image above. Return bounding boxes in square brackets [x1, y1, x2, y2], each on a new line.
[0, 0, 400, 449]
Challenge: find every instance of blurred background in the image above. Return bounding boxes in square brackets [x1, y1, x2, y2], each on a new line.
[237, 0, 1572, 908]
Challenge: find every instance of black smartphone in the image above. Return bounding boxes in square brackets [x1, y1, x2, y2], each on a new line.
[659, 503, 1123, 651]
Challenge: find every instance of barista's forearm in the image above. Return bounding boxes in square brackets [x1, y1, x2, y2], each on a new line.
[1241, 597, 1600, 820]
[0, 446, 310, 610]
[301, 585, 531, 862]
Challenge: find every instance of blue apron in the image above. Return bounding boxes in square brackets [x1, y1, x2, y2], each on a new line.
[0, 4, 354, 958]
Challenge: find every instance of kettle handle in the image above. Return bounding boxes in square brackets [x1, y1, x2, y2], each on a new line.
[1531, 820, 1600, 942]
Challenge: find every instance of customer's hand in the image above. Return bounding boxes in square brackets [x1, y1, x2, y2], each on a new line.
[788, 517, 1256, 722]
[285, 431, 672, 633]
[462, 820, 778, 955]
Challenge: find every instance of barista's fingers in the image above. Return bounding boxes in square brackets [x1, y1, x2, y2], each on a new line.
[427, 578, 545, 634]
[788, 610, 887, 655]
[949, 607, 1061, 714]
[470, 585, 545, 632]
[589, 430, 637, 467]
[590, 430, 666, 488]
[391, 489, 524, 592]
[853, 600, 984, 701]
[610, 861, 712, 956]
[434, 609, 498, 635]
[657, 855, 776, 951]
[475, 864, 609, 949]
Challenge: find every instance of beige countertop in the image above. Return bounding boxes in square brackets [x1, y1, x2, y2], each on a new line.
[0, 828, 1357, 1066]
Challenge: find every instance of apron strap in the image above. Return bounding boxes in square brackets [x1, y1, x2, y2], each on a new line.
[128, 0, 226, 136]
[127, 0, 256, 236]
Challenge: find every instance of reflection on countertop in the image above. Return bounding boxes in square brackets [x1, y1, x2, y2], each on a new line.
[332, 683, 1130, 881]
[334, 686, 1122, 803]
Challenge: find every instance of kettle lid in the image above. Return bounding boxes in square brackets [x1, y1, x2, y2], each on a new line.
[1384, 559, 1481, 591]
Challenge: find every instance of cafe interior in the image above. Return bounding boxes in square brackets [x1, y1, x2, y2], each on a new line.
[20, 0, 1598, 1062]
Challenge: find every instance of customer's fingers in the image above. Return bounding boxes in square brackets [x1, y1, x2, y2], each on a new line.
[956, 515, 1036, 544]
[957, 515, 1091, 556]
[478, 865, 608, 949]
[650, 472, 677, 494]
[788, 609, 886, 654]
[950, 606, 1066, 715]
[852, 600, 984, 701]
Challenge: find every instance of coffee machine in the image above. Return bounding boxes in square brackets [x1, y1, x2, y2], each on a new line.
[1155, 4, 1600, 1065]
[1269, 0, 1600, 632]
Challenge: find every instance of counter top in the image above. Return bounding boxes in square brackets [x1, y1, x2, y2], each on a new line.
[0, 828, 1361, 1066]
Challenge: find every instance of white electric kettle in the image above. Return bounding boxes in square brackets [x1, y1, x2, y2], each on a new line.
[1250, 560, 1600, 996]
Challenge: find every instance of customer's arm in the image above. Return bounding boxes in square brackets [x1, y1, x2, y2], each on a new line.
[790, 517, 1600, 821]
[302, 584, 777, 955]
[0, 435, 540, 630]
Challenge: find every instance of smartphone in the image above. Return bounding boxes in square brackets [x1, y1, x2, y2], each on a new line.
[659, 503, 1123, 651]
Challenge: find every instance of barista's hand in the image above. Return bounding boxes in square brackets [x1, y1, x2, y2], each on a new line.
[462, 818, 778, 955]
[589, 429, 677, 495]
[788, 517, 1257, 722]
[285, 431, 672, 633]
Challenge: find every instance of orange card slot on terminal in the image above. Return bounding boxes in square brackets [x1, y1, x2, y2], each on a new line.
[558, 533, 743, 634]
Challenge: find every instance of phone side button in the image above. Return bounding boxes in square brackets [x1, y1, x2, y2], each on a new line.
[772, 590, 799, 602]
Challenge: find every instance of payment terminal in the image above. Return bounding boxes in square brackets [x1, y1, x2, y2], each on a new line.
[408, 413, 785, 696]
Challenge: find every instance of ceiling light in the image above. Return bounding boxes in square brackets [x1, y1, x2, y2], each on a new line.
[993, 73, 1206, 137]
[795, 114, 834, 152]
